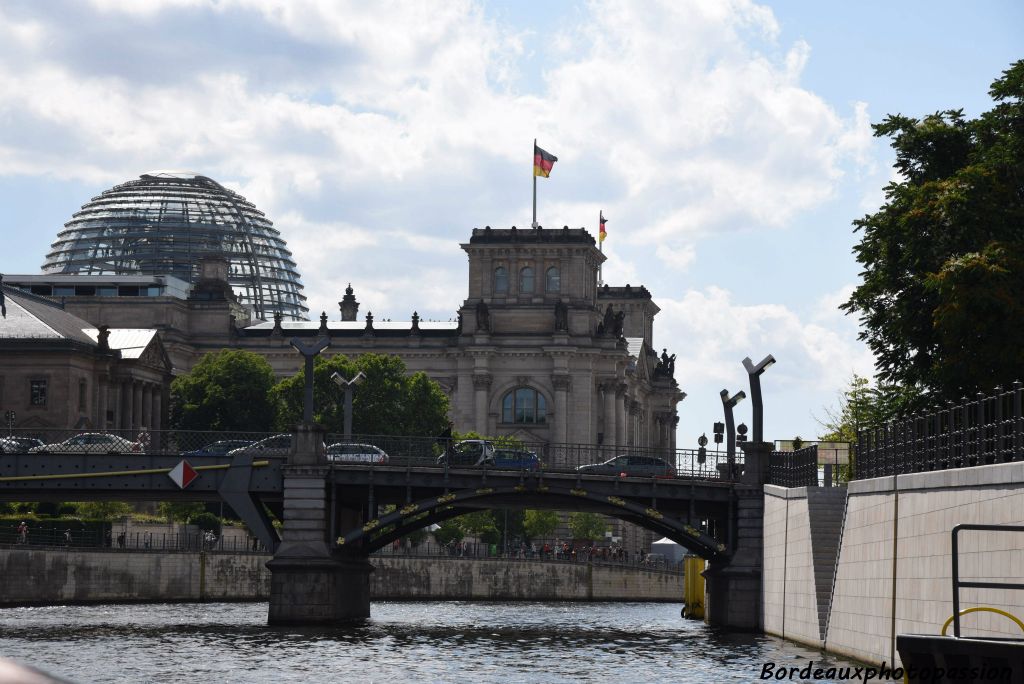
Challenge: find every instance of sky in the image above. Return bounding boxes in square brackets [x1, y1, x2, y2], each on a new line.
[0, 0, 1021, 448]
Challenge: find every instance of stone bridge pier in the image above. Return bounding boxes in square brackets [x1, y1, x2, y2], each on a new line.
[703, 441, 770, 631]
[266, 424, 372, 624]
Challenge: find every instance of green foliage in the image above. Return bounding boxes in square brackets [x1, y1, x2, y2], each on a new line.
[568, 511, 608, 541]
[170, 350, 277, 431]
[157, 502, 206, 523]
[432, 519, 464, 546]
[523, 509, 559, 540]
[271, 353, 449, 436]
[191, 512, 222, 536]
[817, 374, 914, 442]
[73, 501, 132, 521]
[842, 61, 1024, 408]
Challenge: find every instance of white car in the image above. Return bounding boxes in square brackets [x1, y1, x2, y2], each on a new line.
[326, 443, 389, 464]
[28, 433, 143, 454]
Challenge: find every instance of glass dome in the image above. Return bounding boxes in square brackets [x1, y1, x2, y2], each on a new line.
[42, 172, 308, 320]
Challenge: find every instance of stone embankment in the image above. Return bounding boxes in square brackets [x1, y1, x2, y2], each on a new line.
[0, 553, 683, 605]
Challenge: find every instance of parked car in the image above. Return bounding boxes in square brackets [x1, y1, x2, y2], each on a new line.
[0, 437, 44, 452]
[493, 448, 540, 471]
[226, 434, 294, 457]
[436, 439, 495, 467]
[576, 455, 675, 478]
[28, 433, 143, 454]
[326, 443, 389, 464]
[182, 440, 255, 457]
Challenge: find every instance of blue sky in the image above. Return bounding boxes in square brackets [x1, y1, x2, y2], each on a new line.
[0, 0, 1020, 447]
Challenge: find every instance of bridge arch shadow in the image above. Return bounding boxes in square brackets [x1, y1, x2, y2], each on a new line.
[337, 483, 727, 561]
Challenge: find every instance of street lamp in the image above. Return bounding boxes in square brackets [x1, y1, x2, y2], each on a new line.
[289, 336, 330, 424]
[720, 389, 746, 470]
[741, 354, 776, 444]
[331, 371, 367, 442]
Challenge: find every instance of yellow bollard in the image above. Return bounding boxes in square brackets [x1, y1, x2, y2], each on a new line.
[682, 555, 705, 619]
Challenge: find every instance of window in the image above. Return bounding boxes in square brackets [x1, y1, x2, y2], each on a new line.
[494, 266, 508, 294]
[519, 266, 535, 293]
[501, 387, 547, 424]
[545, 266, 560, 292]
[30, 380, 48, 407]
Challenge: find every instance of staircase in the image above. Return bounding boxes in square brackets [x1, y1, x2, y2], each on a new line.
[806, 487, 847, 641]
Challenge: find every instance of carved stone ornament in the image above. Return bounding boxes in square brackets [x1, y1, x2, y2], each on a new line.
[552, 374, 572, 391]
[472, 374, 492, 391]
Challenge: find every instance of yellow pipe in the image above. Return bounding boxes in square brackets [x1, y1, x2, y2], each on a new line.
[0, 460, 269, 483]
[941, 606, 1024, 636]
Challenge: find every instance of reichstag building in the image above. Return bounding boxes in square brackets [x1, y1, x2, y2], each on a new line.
[2, 172, 683, 452]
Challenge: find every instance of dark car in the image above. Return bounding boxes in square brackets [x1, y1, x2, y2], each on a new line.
[493, 448, 540, 471]
[183, 440, 255, 457]
[576, 455, 675, 478]
[436, 439, 495, 467]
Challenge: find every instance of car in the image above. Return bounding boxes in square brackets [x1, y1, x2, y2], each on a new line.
[436, 439, 495, 467]
[576, 454, 676, 478]
[0, 437, 45, 453]
[493, 448, 540, 471]
[27, 433, 143, 454]
[182, 440, 255, 457]
[226, 434, 294, 457]
[326, 443, 389, 464]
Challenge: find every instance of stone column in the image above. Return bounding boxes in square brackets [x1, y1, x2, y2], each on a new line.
[152, 389, 162, 432]
[142, 384, 153, 430]
[615, 385, 626, 448]
[120, 381, 131, 430]
[703, 440, 771, 631]
[97, 378, 108, 431]
[552, 374, 570, 444]
[268, 424, 371, 624]
[132, 381, 143, 431]
[602, 382, 617, 447]
[473, 374, 491, 435]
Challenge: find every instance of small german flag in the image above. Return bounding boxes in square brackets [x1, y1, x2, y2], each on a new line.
[599, 212, 608, 243]
[534, 144, 558, 178]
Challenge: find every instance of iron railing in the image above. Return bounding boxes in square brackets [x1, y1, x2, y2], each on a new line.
[0, 527, 268, 553]
[1, 428, 744, 481]
[856, 384, 1024, 479]
[769, 446, 819, 487]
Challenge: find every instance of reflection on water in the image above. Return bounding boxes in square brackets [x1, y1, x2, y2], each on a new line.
[0, 602, 864, 683]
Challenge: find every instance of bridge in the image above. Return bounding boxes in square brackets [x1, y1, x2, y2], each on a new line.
[0, 426, 775, 629]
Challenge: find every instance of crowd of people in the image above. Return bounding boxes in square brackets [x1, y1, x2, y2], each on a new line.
[385, 537, 672, 568]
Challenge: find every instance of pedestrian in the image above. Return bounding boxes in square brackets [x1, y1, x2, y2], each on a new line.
[117, 532, 126, 548]
[16, 521, 27, 544]
[63, 529, 72, 546]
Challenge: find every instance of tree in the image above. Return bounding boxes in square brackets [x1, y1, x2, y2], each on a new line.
[568, 511, 608, 541]
[170, 350, 277, 431]
[842, 61, 1024, 409]
[271, 353, 449, 436]
[74, 501, 132, 521]
[523, 509, 559, 541]
[158, 502, 205, 524]
[432, 520, 464, 546]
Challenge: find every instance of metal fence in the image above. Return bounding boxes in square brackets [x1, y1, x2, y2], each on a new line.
[1, 428, 744, 481]
[0, 527, 267, 553]
[855, 384, 1024, 479]
[769, 446, 819, 487]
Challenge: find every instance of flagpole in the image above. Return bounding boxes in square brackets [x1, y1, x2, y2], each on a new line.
[598, 210, 603, 286]
[532, 138, 537, 228]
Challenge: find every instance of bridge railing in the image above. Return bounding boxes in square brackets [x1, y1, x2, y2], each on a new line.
[1, 428, 743, 481]
[769, 446, 819, 487]
[0, 526, 268, 553]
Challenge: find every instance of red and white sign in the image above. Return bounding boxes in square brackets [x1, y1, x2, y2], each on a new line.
[168, 460, 198, 489]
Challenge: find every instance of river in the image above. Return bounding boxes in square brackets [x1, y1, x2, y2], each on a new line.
[0, 601, 870, 683]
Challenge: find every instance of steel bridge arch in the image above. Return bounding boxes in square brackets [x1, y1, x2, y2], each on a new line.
[338, 482, 728, 561]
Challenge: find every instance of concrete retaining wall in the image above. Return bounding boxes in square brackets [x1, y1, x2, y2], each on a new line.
[0, 552, 682, 605]
[765, 460, 1024, 667]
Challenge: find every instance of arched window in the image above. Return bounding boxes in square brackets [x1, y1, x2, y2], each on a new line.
[494, 266, 508, 294]
[520, 266, 535, 293]
[545, 266, 560, 292]
[502, 387, 547, 424]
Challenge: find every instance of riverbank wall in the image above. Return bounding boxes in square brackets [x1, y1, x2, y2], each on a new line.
[763, 460, 1024, 667]
[0, 552, 683, 605]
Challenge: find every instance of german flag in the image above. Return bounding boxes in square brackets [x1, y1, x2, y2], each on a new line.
[534, 144, 558, 178]
[599, 212, 608, 243]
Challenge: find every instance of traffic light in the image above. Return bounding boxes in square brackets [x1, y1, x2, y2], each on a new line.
[713, 421, 724, 444]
